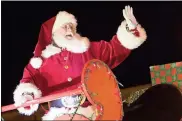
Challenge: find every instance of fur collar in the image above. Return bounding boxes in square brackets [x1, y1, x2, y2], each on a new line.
[41, 44, 62, 58]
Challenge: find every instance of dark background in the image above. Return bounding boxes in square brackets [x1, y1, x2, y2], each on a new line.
[2, 2, 182, 106]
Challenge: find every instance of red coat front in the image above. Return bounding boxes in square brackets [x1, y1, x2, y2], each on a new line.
[20, 36, 130, 96]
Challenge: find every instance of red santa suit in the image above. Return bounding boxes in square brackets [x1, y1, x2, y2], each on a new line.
[13, 10, 147, 120]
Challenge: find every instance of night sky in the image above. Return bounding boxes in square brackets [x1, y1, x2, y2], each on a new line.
[2, 1, 182, 106]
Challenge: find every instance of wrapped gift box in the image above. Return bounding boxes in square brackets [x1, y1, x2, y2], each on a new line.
[149, 61, 182, 90]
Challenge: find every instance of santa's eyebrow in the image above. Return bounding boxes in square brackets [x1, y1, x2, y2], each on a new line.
[68, 23, 73, 26]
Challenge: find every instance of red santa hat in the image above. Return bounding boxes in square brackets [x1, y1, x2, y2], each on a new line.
[30, 11, 77, 69]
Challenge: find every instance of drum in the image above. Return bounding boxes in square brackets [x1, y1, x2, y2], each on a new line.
[81, 59, 123, 120]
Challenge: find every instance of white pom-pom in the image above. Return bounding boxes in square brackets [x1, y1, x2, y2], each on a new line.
[30, 57, 43, 69]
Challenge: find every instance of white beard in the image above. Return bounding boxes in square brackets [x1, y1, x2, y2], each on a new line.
[52, 33, 90, 53]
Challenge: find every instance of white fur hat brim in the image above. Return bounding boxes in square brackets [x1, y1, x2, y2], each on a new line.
[52, 11, 77, 34]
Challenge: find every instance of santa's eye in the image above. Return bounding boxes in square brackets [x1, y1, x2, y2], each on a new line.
[61, 25, 66, 29]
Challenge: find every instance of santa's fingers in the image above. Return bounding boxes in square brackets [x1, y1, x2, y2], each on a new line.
[127, 6, 130, 14]
[128, 6, 136, 20]
[127, 5, 133, 18]
[131, 9, 138, 25]
[125, 6, 128, 15]
[126, 5, 135, 20]
[126, 5, 138, 26]
[123, 9, 130, 22]
[131, 6, 134, 16]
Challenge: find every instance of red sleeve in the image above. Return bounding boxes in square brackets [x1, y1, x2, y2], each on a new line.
[21, 25, 50, 83]
[20, 63, 39, 84]
[13, 62, 42, 116]
[90, 35, 131, 69]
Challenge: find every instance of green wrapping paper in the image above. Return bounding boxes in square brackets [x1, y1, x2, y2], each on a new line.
[149, 61, 182, 90]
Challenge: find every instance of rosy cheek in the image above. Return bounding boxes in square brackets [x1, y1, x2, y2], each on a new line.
[55, 28, 66, 35]
[60, 28, 66, 34]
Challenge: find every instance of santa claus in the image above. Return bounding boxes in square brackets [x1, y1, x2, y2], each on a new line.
[13, 5, 147, 120]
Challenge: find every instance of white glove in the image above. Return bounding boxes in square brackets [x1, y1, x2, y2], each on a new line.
[15, 92, 34, 107]
[123, 5, 138, 30]
[15, 92, 39, 116]
[13, 83, 42, 115]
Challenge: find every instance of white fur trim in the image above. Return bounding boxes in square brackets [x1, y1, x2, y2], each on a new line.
[42, 106, 95, 120]
[77, 106, 96, 120]
[16, 104, 39, 116]
[116, 20, 147, 50]
[41, 44, 62, 58]
[13, 83, 42, 115]
[42, 107, 72, 120]
[52, 11, 77, 34]
[30, 57, 43, 69]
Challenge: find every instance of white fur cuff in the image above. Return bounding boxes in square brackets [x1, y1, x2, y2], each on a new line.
[30, 57, 43, 69]
[42, 107, 72, 120]
[42, 106, 95, 120]
[17, 104, 39, 116]
[116, 20, 147, 50]
[13, 83, 42, 115]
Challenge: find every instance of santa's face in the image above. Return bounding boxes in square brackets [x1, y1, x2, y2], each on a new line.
[58, 22, 76, 40]
[52, 22, 89, 53]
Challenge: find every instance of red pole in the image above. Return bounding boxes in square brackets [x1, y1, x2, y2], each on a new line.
[1, 88, 82, 112]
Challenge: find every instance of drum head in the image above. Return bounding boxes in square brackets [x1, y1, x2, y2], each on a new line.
[81, 59, 123, 120]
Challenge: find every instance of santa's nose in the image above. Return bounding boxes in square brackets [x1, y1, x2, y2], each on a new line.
[66, 26, 72, 32]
